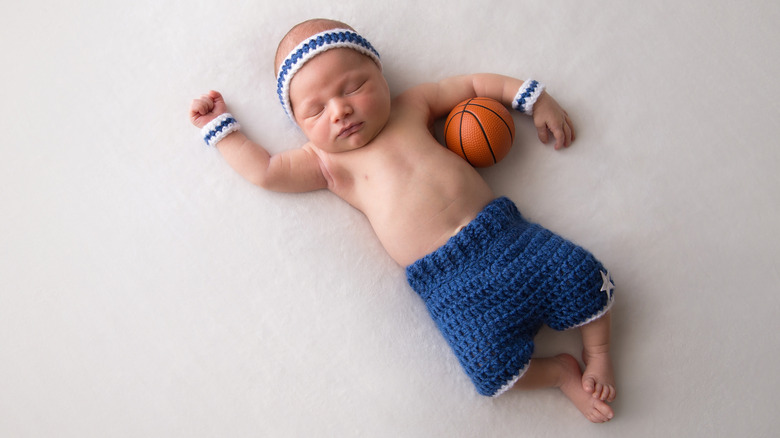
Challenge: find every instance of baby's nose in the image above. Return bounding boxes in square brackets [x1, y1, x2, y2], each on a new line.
[330, 98, 353, 122]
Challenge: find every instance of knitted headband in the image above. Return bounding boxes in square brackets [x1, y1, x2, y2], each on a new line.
[276, 28, 382, 119]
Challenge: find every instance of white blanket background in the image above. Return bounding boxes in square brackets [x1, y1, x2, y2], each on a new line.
[2, 0, 779, 436]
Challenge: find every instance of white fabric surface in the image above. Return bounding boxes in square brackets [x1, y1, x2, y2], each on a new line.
[2, 0, 779, 436]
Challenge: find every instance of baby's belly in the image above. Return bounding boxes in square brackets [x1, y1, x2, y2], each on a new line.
[370, 190, 494, 267]
[334, 129, 496, 266]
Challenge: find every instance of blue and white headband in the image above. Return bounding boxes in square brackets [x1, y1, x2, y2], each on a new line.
[276, 28, 382, 119]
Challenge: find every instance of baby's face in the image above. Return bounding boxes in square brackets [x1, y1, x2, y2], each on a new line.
[289, 48, 391, 153]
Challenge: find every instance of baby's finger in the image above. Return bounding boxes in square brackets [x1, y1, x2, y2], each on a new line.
[208, 90, 223, 102]
[189, 97, 203, 114]
[190, 100, 203, 117]
[551, 123, 566, 150]
[202, 95, 216, 113]
[192, 95, 215, 115]
[536, 122, 550, 145]
[189, 95, 215, 127]
[562, 122, 572, 148]
[189, 99, 205, 122]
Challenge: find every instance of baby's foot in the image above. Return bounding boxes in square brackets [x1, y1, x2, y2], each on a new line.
[582, 350, 617, 402]
[554, 354, 614, 423]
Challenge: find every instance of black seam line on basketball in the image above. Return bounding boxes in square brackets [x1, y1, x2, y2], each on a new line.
[459, 105, 469, 163]
[464, 103, 514, 142]
[458, 97, 484, 166]
[444, 112, 455, 143]
[444, 108, 471, 141]
[463, 108, 497, 164]
[459, 100, 478, 164]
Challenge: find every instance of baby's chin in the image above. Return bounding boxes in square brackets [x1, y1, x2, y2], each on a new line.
[333, 126, 386, 152]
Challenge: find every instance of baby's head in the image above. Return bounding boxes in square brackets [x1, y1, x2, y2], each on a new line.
[275, 19, 391, 152]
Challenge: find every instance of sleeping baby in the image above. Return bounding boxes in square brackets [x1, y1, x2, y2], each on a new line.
[189, 18, 617, 422]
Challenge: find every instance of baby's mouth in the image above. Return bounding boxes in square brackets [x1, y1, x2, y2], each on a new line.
[338, 122, 363, 138]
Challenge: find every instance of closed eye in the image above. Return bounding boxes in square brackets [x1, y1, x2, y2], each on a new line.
[346, 80, 367, 95]
[304, 106, 324, 119]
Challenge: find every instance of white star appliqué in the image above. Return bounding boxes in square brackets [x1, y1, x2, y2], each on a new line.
[600, 270, 615, 300]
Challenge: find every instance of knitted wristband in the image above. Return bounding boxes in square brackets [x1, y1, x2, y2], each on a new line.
[201, 113, 240, 147]
[511, 79, 546, 116]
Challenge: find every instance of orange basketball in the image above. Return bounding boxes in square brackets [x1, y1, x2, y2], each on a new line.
[444, 97, 515, 167]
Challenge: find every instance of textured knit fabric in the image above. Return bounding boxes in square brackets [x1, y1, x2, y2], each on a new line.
[406, 197, 615, 397]
[511, 79, 546, 115]
[201, 113, 240, 147]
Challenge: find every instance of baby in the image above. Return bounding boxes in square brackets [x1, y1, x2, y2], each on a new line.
[189, 18, 617, 422]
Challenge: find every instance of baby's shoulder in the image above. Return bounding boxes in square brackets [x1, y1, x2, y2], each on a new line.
[392, 83, 441, 122]
[395, 82, 438, 104]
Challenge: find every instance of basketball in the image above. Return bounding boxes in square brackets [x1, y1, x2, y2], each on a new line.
[444, 97, 515, 168]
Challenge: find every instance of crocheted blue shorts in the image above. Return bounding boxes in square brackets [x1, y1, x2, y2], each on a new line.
[406, 197, 614, 397]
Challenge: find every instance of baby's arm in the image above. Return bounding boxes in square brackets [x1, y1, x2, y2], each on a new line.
[420, 74, 575, 149]
[189, 91, 327, 192]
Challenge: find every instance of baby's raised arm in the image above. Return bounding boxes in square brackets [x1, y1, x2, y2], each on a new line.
[418, 74, 575, 149]
[189, 91, 327, 192]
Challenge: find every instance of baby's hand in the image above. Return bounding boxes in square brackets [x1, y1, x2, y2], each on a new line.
[189, 90, 229, 129]
[532, 92, 576, 150]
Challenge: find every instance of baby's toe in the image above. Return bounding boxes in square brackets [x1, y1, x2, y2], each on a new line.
[593, 383, 606, 399]
[582, 376, 596, 393]
[588, 401, 614, 423]
[605, 385, 617, 402]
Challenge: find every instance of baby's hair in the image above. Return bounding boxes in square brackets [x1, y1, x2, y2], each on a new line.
[274, 18, 355, 77]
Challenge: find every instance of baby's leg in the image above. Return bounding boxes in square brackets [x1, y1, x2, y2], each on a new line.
[513, 355, 614, 423]
[579, 311, 616, 402]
